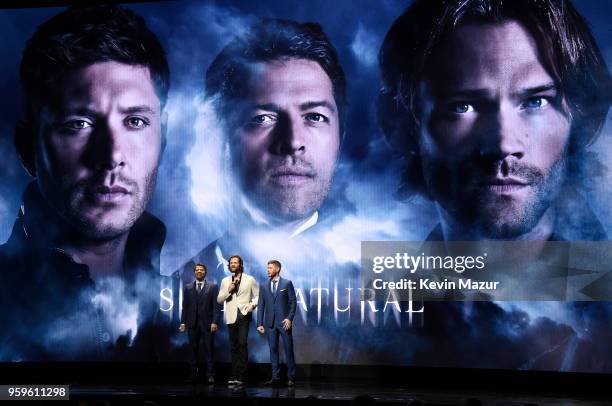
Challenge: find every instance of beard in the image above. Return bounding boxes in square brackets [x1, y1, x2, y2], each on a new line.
[425, 153, 568, 239]
[238, 156, 332, 223]
[60, 170, 158, 241]
[250, 179, 330, 222]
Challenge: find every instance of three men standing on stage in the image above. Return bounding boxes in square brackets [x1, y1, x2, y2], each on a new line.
[184, 257, 297, 387]
[217, 255, 260, 387]
[257, 260, 297, 387]
[179, 263, 220, 383]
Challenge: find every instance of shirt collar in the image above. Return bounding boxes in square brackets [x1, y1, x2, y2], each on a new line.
[290, 212, 318, 237]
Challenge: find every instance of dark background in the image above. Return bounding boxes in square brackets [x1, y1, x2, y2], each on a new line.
[0, 0, 611, 373]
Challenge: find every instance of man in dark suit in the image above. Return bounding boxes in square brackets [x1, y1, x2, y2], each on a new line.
[179, 263, 220, 383]
[256, 260, 297, 387]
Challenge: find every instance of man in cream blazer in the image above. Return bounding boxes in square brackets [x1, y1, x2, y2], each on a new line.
[217, 255, 259, 386]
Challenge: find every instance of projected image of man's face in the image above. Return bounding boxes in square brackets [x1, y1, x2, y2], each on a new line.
[35, 61, 163, 240]
[232, 58, 340, 222]
[419, 21, 571, 238]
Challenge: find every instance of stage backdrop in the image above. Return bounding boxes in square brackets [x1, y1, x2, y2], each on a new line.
[0, 0, 611, 372]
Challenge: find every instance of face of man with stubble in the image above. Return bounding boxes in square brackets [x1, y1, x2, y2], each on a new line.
[228, 256, 241, 274]
[230, 58, 340, 223]
[194, 265, 206, 281]
[32, 61, 164, 241]
[418, 21, 571, 239]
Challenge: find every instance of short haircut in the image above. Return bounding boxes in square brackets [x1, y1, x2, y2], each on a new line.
[194, 263, 207, 272]
[227, 255, 244, 273]
[267, 260, 282, 271]
[20, 5, 170, 122]
[206, 18, 347, 133]
[377, 0, 611, 198]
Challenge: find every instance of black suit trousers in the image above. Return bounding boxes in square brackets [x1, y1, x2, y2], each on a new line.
[228, 312, 251, 381]
[187, 323, 214, 377]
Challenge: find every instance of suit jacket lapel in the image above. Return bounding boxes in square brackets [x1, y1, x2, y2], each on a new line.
[237, 274, 244, 296]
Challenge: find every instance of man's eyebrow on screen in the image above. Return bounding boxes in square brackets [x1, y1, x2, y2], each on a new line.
[436, 83, 558, 100]
[251, 101, 335, 113]
[120, 105, 158, 115]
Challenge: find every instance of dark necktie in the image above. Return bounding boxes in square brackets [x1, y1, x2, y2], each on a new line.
[272, 280, 277, 295]
[197, 282, 203, 292]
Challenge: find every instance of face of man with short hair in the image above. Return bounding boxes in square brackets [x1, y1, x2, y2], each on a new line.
[267, 263, 280, 279]
[419, 21, 571, 239]
[231, 58, 340, 222]
[194, 265, 206, 281]
[32, 61, 163, 240]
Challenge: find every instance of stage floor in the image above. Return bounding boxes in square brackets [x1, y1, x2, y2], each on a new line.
[69, 381, 611, 405]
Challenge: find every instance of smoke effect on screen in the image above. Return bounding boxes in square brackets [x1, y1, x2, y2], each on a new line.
[0, 0, 611, 372]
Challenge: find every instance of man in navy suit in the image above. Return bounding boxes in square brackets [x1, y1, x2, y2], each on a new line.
[179, 263, 220, 383]
[257, 260, 297, 387]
